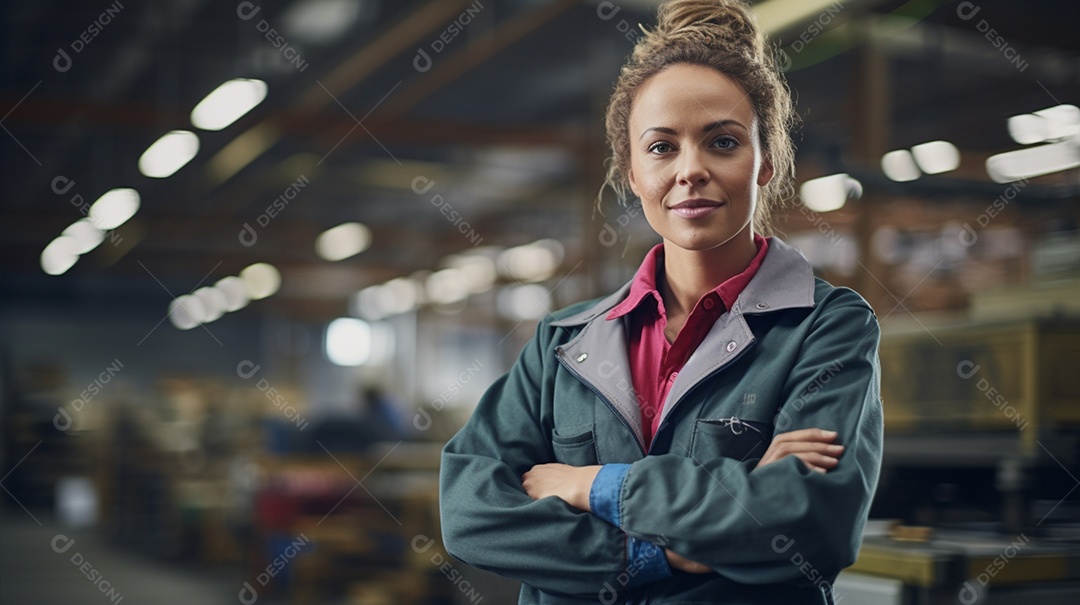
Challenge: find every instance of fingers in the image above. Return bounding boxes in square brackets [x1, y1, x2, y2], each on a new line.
[793, 451, 841, 473]
[665, 549, 712, 574]
[520, 467, 541, 499]
[761, 441, 843, 462]
[770, 441, 845, 457]
[756, 430, 845, 472]
[771, 428, 839, 444]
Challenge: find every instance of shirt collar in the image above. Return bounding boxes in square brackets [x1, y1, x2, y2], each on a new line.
[550, 236, 816, 328]
[606, 234, 770, 320]
[605, 243, 665, 320]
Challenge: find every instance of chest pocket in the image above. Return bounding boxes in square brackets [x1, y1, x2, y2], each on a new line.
[550, 423, 599, 466]
[689, 417, 774, 467]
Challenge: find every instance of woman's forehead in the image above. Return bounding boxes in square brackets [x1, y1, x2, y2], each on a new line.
[631, 64, 757, 132]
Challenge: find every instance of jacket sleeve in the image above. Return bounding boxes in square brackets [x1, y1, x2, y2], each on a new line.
[439, 318, 670, 597]
[593, 291, 883, 585]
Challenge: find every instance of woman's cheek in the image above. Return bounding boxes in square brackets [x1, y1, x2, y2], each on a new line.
[641, 172, 670, 204]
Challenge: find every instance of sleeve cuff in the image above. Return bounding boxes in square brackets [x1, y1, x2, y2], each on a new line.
[625, 536, 673, 587]
[589, 463, 631, 527]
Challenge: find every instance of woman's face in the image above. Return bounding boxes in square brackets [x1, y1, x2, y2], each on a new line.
[628, 63, 772, 254]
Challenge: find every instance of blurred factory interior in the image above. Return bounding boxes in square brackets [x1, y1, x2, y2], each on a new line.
[2, 0, 1080, 603]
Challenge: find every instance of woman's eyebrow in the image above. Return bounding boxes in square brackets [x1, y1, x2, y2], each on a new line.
[639, 126, 677, 140]
[704, 119, 747, 134]
[639, 119, 748, 140]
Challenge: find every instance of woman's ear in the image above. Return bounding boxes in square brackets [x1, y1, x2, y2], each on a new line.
[757, 156, 774, 188]
[628, 167, 641, 198]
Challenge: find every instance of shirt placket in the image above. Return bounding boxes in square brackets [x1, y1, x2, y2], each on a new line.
[651, 294, 724, 437]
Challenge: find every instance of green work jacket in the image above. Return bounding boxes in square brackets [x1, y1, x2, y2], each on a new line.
[440, 237, 883, 604]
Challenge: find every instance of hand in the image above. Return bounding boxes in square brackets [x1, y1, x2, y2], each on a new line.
[665, 548, 711, 573]
[755, 428, 844, 473]
[521, 463, 601, 511]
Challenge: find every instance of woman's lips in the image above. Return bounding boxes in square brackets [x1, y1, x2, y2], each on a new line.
[668, 198, 725, 219]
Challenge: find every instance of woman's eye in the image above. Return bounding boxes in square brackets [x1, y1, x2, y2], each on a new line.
[648, 142, 674, 154]
[712, 135, 738, 150]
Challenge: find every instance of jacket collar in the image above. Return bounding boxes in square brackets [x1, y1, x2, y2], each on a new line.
[552, 237, 816, 328]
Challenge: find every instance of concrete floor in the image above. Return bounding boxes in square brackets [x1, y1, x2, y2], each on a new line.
[0, 505, 522, 605]
[0, 508, 261, 605]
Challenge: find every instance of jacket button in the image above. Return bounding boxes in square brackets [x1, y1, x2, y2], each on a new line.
[756, 302, 769, 309]
[726, 341, 737, 352]
[576, 353, 588, 363]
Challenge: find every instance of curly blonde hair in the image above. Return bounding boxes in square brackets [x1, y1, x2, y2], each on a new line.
[603, 0, 796, 235]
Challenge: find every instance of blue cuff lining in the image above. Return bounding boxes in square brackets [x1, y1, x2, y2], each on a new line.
[625, 536, 673, 587]
[589, 463, 631, 527]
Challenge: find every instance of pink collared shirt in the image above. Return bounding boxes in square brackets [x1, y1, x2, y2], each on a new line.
[606, 235, 770, 448]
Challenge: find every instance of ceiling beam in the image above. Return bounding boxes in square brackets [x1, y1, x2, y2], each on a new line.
[0, 97, 589, 148]
[206, 0, 480, 186]
[376, 0, 585, 121]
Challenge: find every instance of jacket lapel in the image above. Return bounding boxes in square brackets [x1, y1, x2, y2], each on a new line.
[553, 283, 645, 447]
[549, 238, 818, 450]
[659, 238, 818, 427]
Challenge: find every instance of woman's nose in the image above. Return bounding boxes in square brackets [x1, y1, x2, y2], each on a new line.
[676, 148, 710, 187]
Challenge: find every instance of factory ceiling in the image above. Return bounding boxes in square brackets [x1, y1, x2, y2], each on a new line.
[1, 0, 1078, 320]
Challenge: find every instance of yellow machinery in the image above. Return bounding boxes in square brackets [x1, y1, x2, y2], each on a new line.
[879, 316, 1080, 457]
[842, 285, 1080, 604]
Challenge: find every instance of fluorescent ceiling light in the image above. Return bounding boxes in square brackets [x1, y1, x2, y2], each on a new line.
[191, 79, 268, 131]
[139, 130, 199, 178]
[1038, 105, 1080, 140]
[497, 239, 564, 283]
[40, 236, 80, 276]
[62, 219, 105, 254]
[911, 140, 960, 175]
[380, 278, 424, 317]
[326, 318, 372, 366]
[381, 277, 422, 314]
[881, 150, 921, 182]
[799, 173, 862, 213]
[193, 287, 228, 323]
[168, 295, 204, 330]
[325, 317, 394, 366]
[283, 0, 364, 43]
[446, 254, 497, 294]
[1007, 113, 1046, 146]
[426, 268, 470, 305]
[214, 276, 250, 312]
[353, 285, 384, 320]
[88, 188, 140, 230]
[315, 222, 372, 262]
[353, 277, 424, 320]
[240, 263, 282, 300]
[986, 137, 1080, 183]
[1008, 104, 1080, 145]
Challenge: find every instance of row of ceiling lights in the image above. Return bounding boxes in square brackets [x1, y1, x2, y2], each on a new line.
[120, 0, 374, 329]
[40, 78, 270, 277]
[166, 220, 376, 330]
[325, 239, 565, 367]
[799, 104, 1080, 213]
[43, 74, 379, 329]
[167, 263, 281, 330]
[351, 239, 564, 321]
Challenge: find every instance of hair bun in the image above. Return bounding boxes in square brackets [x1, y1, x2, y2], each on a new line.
[652, 0, 762, 57]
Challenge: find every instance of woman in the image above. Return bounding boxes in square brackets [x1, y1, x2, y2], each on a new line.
[439, 1, 883, 603]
